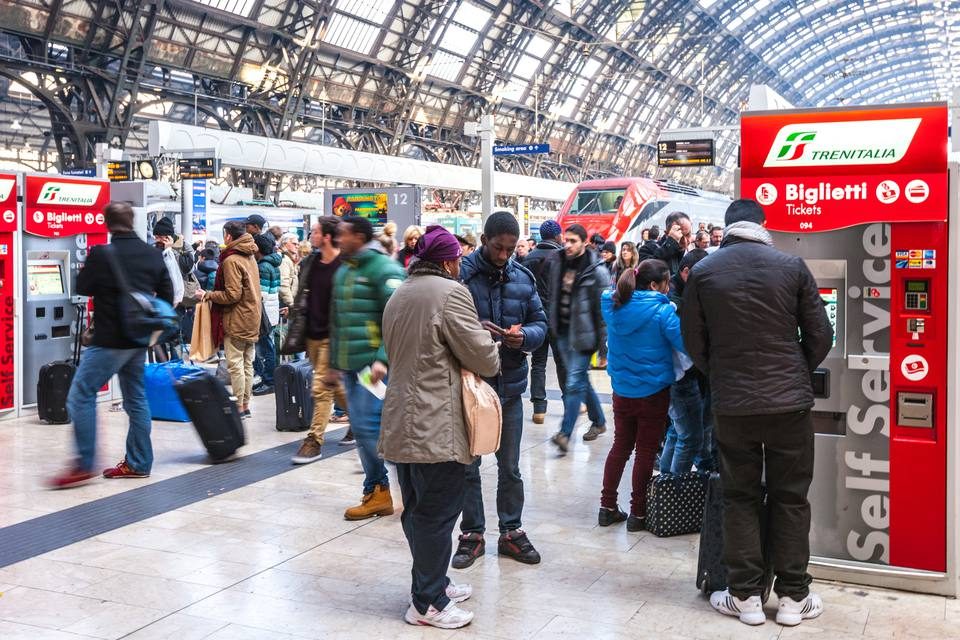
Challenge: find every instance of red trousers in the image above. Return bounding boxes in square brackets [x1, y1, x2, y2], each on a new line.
[600, 389, 671, 517]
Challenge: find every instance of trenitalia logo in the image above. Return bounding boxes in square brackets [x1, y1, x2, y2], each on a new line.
[763, 118, 922, 167]
[0, 178, 14, 201]
[37, 182, 101, 206]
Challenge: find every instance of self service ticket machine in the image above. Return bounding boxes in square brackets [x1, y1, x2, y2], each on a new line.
[19, 174, 109, 409]
[740, 102, 960, 596]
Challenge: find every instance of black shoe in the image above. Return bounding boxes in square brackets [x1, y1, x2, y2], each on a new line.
[626, 515, 645, 532]
[498, 530, 541, 565]
[252, 384, 274, 396]
[451, 533, 485, 569]
[598, 507, 627, 527]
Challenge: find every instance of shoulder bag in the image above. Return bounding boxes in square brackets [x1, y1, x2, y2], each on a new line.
[461, 369, 502, 456]
[103, 244, 179, 347]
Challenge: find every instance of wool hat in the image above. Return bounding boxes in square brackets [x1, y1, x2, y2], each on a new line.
[152, 217, 176, 238]
[539, 219, 562, 240]
[415, 225, 462, 263]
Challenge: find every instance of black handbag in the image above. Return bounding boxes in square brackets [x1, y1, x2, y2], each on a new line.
[280, 288, 308, 355]
[259, 300, 272, 338]
[103, 244, 179, 347]
[645, 471, 710, 537]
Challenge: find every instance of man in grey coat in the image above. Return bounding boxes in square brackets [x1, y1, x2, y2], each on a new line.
[381, 225, 500, 630]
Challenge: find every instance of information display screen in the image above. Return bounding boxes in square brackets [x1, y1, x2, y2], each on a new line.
[178, 158, 219, 180]
[820, 288, 838, 348]
[657, 139, 715, 167]
[107, 161, 131, 182]
[27, 262, 65, 297]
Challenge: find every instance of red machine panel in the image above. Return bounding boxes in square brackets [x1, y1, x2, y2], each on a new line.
[0, 172, 17, 411]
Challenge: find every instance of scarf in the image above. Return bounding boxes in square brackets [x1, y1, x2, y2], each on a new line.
[722, 221, 774, 247]
[210, 245, 242, 347]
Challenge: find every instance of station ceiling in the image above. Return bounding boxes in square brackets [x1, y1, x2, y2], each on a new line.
[0, 0, 949, 194]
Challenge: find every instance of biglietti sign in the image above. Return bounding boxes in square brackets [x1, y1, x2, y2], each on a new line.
[742, 103, 947, 232]
[24, 175, 110, 237]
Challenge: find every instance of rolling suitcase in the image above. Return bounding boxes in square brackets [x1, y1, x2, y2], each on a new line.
[696, 472, 774, 602]
[274, 359, 314, 431]
[145, 361, 204, 422]
[37, 305, 85, 424]
[174, 371, 245, 461]
[645, 471, 710, 537]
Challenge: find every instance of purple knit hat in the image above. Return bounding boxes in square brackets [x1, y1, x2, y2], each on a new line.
[415, 225, 462, 263]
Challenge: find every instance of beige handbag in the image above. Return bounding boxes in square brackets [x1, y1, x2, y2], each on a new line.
[461, 369, 503, 456]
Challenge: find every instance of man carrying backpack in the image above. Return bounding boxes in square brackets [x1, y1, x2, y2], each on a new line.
[50, 202, 174, 488]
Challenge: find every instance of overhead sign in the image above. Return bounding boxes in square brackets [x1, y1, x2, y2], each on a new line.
[741, 103, 947, 232]
[24, 175, 110, 238]
[178, 157, 219, 180]
[327, 186, 419, 232]
[0, 173, 17, 233]
[106, 160, 131, 182]
[493, 143, 550, 156]
[62, 168, 96, 177]
[657, 139, 715, 167]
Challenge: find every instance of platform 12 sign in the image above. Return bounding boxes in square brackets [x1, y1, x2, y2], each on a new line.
[741, 104, 947, 232]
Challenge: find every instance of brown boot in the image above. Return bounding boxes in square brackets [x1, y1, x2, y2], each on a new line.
[344, 485, 394, 520]
[532, 413, 545, 424]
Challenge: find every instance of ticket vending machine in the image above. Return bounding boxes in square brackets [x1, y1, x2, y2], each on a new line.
[0, 172, 18, 419]
[20, 174, 109, 408]
[740, 103, 959, 596]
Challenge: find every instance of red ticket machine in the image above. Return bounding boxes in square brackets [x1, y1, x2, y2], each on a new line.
[0, 172, 18, 418]
[740, 103, 959, 596]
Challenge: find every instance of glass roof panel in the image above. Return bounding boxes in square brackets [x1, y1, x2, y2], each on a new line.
[322, 13, 382, 55]
[526, 35, 552, 58]
[192, 0, 255, 17]
[335, 0, 393, 23]
[453, 1, 491, 28]
[428, 51, 467, 82]
[439, 23, 479, 57]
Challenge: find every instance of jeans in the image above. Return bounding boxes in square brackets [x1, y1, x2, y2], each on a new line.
[461, 395, 524, 534]
[341, 371, 389, 494]
[67, 346, 151, 473]
[557, 335, 605, 438]
[224, 336, 256, 408]
[659, 422, 677, 474]
[253, 328, 277, 386]
[396, 461, 466, 615]
[530, 331, 566, 414]
[663, 372, 706, 474]
[305, 338, 347, 445]
[601, 390, 670, 517]
[695, 378, 717, 472]
[715, 410, 815, 601]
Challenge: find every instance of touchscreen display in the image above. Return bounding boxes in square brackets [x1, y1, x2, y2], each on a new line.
[27, 262, 65, 296]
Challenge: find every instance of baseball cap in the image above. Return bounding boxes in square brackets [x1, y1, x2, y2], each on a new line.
[244, 214, 267, 229]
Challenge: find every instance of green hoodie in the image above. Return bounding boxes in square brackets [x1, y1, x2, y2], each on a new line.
[330, 246, 406, 370]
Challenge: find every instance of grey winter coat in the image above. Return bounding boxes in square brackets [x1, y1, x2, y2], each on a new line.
[379, 261, 501, 465]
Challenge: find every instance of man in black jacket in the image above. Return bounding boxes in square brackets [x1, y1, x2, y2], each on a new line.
[50, 202, 174, 489]
[523, 220, 566, 424]
[547, 223, 609, 452]
[638, 211, 689, 276]
[681, 199, 832, 627]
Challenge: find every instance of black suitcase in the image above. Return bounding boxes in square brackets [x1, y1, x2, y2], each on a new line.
[645, 471, 710, 537]
[696, 472, 774, 602]
[174, 371, 245, 461]
[274, 360, 314, 431]
[37, 305, 85, 424]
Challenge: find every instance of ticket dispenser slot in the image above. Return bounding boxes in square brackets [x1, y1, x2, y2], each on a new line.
[898, 392, 934, 428]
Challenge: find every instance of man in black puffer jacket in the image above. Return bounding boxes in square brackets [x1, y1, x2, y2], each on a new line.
[681, 199, 832, 626]
[453, 212, 547, 570]
[546, 223, 610, 452]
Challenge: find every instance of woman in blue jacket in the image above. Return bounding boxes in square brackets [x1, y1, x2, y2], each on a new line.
[597, 259, 686, 531]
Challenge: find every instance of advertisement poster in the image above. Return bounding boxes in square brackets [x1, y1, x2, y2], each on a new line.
[192, 180, 207, 235]
[331, 192, 389, 227]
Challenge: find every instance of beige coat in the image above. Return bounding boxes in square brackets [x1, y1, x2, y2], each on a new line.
[278, 251, 298, 308]
[379, 261, 500, 465]
[206, 234, 262, 342]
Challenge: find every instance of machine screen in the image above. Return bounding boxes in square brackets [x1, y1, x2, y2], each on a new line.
[819, 288, 838, 348]
[904, 279, 929, 311]
[27, 262, 65, 297]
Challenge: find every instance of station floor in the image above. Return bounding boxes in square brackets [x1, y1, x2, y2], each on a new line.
[0, 369, 956, 640]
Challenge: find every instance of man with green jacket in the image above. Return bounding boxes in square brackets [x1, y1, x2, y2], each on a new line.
[329, 216, 406, 520]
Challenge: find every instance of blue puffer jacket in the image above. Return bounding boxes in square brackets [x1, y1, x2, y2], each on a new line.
[460, 249, 547, 398]
[601, 288, 686, 399]
[196, 258, 218, 291]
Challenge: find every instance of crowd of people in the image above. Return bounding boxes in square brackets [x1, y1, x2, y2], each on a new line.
[50, 199, 833, 631]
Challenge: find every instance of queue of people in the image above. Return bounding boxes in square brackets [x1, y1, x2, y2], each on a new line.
[49, 200, 831, 632]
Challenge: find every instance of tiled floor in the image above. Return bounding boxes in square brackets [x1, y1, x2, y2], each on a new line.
[0, 370, 953, 639]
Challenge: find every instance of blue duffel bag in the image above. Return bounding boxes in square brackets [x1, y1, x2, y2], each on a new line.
[145, 361, 204, 422]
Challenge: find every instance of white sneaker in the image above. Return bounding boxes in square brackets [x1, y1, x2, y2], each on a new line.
[776, 592, 824, 626]
[404, 601, 474, 629]
[446, 581, 472, 603]
[710, 589, 765, 625]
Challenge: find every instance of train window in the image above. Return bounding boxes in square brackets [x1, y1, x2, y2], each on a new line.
[627, 200, 669, 230]
[568, 189, 626, 215]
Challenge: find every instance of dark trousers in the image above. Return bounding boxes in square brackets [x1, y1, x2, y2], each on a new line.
[396, 461, 466, 615]
[530, 332, 566, 414]
[461, 395, 523, 534]
[601, 390, 670, 517]
[715, 410, 815, 601]
[253, 327, 277, 386]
